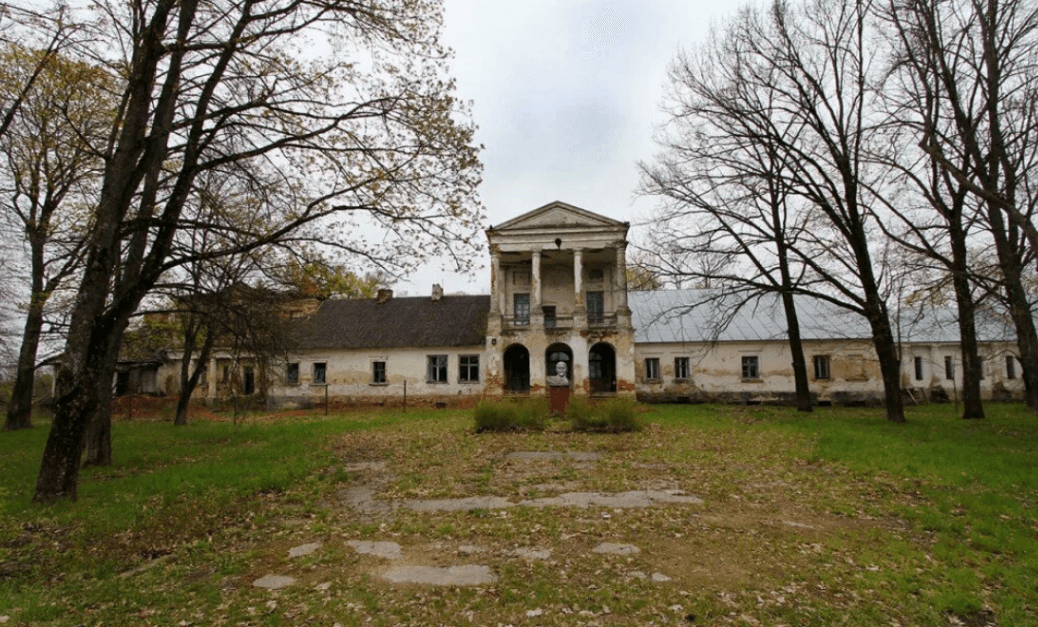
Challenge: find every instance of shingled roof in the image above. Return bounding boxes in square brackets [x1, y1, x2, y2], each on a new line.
[288, 294, 490, 350]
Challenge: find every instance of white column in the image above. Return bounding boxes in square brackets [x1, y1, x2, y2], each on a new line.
[208, 357, 217, 398]
[615, 242, 629, 311]
[532, 250, 542, 310]
[490, 249, 501, 314]
[573, 249, 584, 307]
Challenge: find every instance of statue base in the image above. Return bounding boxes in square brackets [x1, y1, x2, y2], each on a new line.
[549, 386, 570, 416]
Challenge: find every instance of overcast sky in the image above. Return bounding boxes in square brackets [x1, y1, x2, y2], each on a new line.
[396, 0, 737, 295]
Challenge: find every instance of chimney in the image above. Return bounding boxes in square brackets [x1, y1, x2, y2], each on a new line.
[431, 284, 444, 301]
[376, 288, 393, 304]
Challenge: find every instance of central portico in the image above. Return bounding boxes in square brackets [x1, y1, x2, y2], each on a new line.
[483, 201, 636, 397]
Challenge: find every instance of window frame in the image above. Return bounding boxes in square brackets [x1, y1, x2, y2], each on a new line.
[371, 360, 386, 385]
[1007, 355, 1017, 379]
[674, 356, 690, 380]
[741, 355, 760, 380]
[458, 355, 480, 383]
[812, 355, 831, 380]
[312, 362, 327, 385]
[944, 355, 955, 380]
[513, 293, 530, 326]
[914, 356, 924, 381]
[645, 357, 660, 381]
[286, 362, 299, 385]
[587, 291, 605, 324]
[427, 354, 448, 383]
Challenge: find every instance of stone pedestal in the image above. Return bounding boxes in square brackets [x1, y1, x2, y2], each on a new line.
[549, 386, 571, 416]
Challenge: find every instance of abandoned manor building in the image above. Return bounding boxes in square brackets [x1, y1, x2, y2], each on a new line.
[124, 201, 1026, 407]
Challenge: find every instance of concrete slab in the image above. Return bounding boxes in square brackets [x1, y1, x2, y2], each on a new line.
[405, 495, 512, 513]
[288, 542, 322, 558]
[513, 547, 552, 560]
[346, 540, 403, 559]
[381, 564, 496, 586]
[593, 543, 640, 555]
[253, 575, 296, 589]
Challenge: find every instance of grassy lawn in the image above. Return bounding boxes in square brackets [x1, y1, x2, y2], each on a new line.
[0, 402, 1035, 626]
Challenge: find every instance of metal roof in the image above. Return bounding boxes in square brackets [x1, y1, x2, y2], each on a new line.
[629, 289, 1018, 345]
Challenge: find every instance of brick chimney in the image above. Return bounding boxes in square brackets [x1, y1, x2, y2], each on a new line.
[376, 288, 393, 304]
[431, 284, 444, 301]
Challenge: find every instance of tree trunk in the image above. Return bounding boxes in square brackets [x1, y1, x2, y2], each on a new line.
[3, 301, 44, 430]
[82, 368, 114, 467]
[175, 318, 213, 426]
[948, 223, 985, 419]
[780, 290, 813, 412]
[33, 366, 96, 502]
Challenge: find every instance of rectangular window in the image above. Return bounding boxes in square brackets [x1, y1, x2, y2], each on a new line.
[645, 358, 660, 380]
[944, 356, 954, 380]
[313, 362, 326, 384]
[914, 356, 924, 381]
[742, 356, 760, 379]
[513, 293, 530, 325]
[459, 355, 480, 382]
[372, 361, 386, 384]
[674, 357, 690, 380]
[543, 305, 556, 328]
[587, 291, 604, 324]
[428, 355, 448, 383]
[286, 362, 299, 385]
[813, 355, 831, 380]
[1007, 355, 1017, 379]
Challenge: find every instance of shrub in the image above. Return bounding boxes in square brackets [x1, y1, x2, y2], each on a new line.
[569, 396, 643, 433]
[474, 398, 547, 432]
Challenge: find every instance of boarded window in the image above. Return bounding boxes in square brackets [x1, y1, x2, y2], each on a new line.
[742, 356, 760, 379]
[313, 362, 326, 384]
[587, 291, 604, 324]
[674, 357, 690, 380]
[428, 355, 448, 383]
[645, 358, 660, 380]
[459, 355, 479, 382]
[813, 355, 831, 380]
[513, 293, 530, 325]
[372, 361, 386, 384]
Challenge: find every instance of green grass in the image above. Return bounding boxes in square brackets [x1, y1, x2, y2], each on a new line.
[1, 402, 1036, 626]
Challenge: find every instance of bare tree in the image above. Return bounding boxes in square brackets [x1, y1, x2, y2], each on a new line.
[32, 0, 483, 502]
[0, 44, 108, 431]
[884, 0, 1038, 410]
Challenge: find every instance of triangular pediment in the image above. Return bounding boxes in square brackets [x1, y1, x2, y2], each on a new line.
[490, 201, 625, 232]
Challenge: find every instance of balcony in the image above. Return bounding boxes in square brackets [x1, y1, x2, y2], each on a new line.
[501, 313, 617, 331]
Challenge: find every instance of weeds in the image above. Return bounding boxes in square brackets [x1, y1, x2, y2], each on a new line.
[473, 398, 548, 432]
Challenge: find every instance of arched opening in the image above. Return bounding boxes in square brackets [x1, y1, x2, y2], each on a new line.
[545, 343, 573, 388]
[503, 344, 530, 393]
[589, 342, 617, 394]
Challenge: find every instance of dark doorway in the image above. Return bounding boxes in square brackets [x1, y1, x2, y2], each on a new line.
[243, 366, 255, 395]
[503, 344, 530, 393]
[589, 342, 616, 394]
[546, 343, 573, 387]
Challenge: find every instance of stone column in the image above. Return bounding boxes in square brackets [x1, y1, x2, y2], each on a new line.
[573, 249, 584, 307]
[208, 357, 217, 398]
[490, 248, 502, 314]
[615, 242, 630, 311]
[531, 250, 543, 326]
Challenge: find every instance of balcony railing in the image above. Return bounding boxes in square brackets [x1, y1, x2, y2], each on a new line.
[501, 313, 616, 330]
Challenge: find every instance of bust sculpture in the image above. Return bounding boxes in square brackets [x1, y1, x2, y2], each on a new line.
[546, 360, 569, 387]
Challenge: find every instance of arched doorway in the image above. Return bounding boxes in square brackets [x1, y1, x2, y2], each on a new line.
[545, 343, 573, 388]
[503, 344, 530, 393]
[589, 342, 616, 394]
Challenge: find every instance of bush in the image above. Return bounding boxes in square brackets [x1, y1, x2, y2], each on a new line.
[474, 398, 547, 432]
[569, 396, 643, 433]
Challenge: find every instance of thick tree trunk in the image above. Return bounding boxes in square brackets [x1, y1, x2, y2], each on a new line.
[781, 290, 813, 412]
[82, 368, 114, 467]
[3, 302, 43, 431]
[33, 366, 96, 502]
[869, 306, 906, 423]
[949, 230, 985, 419]
[988, 205, 1038, 412]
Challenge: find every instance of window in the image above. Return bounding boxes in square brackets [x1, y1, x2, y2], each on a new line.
[428, 355, 448, 383]
[459, 355, 480, 383]
[514, 293, 530, 325]
[674, 357, 690, 380]
[645, 358, 660, 380]
[944, 356, 955, 380]
[914, 356, 924, 381]
[742, 356, 760, 379]
[286, 362, 299, 385]
[543, 305, 556, 328]
[313, 362, 326, 384]
[372, 361, 386, 384]
[587, 291, 604, 324]
[1007, 355, 1017, 379]
[813, 355, 831, 380]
